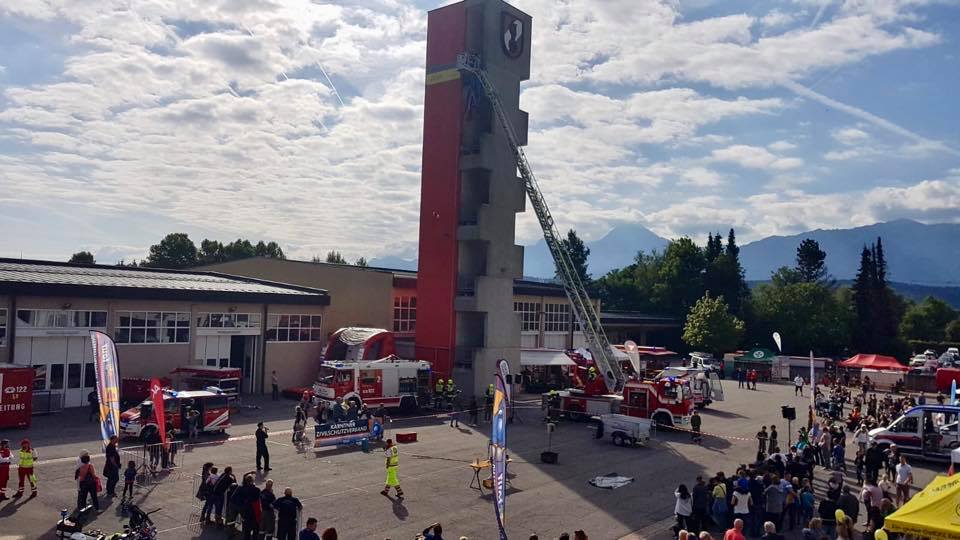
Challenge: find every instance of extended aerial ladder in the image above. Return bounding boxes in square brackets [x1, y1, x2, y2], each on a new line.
[456, 53, 626, 393]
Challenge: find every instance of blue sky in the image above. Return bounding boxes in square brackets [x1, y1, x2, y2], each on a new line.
[0, 0, 958, 264]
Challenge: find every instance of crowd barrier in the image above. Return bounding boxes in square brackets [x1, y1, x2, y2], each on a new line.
[119, 441, 185, 487]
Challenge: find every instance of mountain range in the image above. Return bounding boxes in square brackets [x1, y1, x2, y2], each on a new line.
[371, 219, 960, 287]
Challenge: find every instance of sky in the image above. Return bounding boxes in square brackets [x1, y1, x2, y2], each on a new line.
[0, 0, 958, 264]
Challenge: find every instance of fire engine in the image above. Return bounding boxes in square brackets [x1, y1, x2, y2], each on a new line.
[546, 349, 695, 427]
[119, 389, 232, 439]
[312, 356, 432, 412]
[659, 364, 725, 409]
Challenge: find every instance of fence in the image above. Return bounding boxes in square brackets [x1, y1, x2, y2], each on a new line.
[119, 441, 185, 487]
[32, 390, 63, 414]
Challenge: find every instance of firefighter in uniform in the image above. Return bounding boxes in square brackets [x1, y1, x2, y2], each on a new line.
[444, 379, 456, 405]
[587, 366, 598, 382]
[484, 383, 494, 422]
[16, 438, 38, 498]
[380, 439, 403, 499]
[545, 390, 561, 422]
[434, 378, 445, 409]
[0, 439, 11, 500]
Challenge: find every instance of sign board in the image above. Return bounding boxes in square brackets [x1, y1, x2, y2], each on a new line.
[314, 418, 382, 448]
[0, 366, 34, 429]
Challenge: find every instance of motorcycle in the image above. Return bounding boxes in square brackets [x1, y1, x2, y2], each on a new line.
[64, 505, 159, 540]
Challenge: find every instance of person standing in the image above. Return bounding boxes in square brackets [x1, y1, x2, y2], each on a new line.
[484, 383, 494, 422]
[737, 368, 745, 389]
[763, 477, 784, 531]
[75, 454, 100, 511]
[895, 455, 913, 506]
[187, 407, 201, 441]
[15, 439, 38, 498]
[272, 371, 280, 401]
[299, 517, 320, 540]
[0, 439, 11, 500]
[723, 518, 745, 540]
[674, 484, 693, 535]
[865, 442, 883, 484]
[793, 376, 804, 397]
[103, 436, 121, 497]
[87, 390, 99, 423]
[273, 487, 302, 540]
[691, 476, 709, 534]
[256, 422, 271, 472]
[212, 466, 236, 526]
[292, 405, 307, 444]
[199, 466, 221, 524]
[691, 410, 702, 443]
[757, 426, 769, 457]
[380, 438, 404, 499]
[731, 484, 752, 534]
[769, 426, 779, 455]
[234, 474, 262, 540]
[884, 444, 901, 483]
[260, 479, 277, 539]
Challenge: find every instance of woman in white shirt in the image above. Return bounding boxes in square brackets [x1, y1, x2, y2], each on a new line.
[731, 485, 752, 518]
[853, 426, 869, 453]
[674, 483, 693, 537]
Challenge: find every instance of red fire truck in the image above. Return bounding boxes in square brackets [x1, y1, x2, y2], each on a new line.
[312, 356, 432, 412]
[119, 389, 232, 439]
[547, 350, 695, 428]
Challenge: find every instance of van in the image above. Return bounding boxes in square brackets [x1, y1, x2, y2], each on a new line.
[868, 405, 960, 461]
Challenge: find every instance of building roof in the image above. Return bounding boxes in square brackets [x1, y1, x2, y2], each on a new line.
[0, 258, 330, 305]
[600, 311, 681, 326]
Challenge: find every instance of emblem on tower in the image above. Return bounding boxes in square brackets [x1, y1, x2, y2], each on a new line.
[501, 11, 524, 59]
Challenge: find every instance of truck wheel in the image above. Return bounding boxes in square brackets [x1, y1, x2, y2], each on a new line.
[628, 437, 638, 446]
[653, 412, 672, 430]
[399, 396, 417, 414]
[612, 433, 624, 446]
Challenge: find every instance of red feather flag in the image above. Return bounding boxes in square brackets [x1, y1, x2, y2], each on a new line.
[150, 378, 167, 446]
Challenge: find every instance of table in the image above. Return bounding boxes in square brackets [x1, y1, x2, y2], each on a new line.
[468, 457, 513, 494]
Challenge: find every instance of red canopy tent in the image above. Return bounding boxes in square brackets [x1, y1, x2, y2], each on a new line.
[840, 354, 908, 371]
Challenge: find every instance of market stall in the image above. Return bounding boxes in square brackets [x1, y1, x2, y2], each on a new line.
[882, 474, 960, 539]
[519, 349, 576, 392]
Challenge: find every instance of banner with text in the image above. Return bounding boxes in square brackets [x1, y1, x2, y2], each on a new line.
[314, 418, 382, 447]
[90, 331, 121, 448]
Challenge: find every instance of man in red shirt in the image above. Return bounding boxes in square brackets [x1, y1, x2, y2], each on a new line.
[724, 518, 746, 540]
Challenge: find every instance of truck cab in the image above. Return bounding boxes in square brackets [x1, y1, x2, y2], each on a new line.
[869, 405, 960, 460]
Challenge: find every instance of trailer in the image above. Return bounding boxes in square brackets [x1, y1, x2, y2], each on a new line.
[594, 413, 651, 447]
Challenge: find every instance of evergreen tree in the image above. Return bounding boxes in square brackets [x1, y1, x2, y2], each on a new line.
[705, 233, 723, 264]
[68, 251, 95, 264]
[558, 229, 591, 285]
[326, 251, 347, 264]
[355, 257, 369, 267]
[144, 233, 198, 269]
[795, 238, 828, 283]
[850, 245, 875, 350]
[725, 228, 740, 258]
[849, 237, 902, 354]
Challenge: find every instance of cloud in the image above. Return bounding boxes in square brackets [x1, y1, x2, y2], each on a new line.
[711, 145, 804, 170]
[678, 167, 724, 187]
[832, 127, 870, 145]
[768, 140, 797, 151]
[760, 10, 799, 30]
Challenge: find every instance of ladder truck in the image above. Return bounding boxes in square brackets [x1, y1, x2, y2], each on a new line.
[455, 53, 627, 395]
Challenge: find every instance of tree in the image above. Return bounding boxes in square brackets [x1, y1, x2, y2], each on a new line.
[850, 237, 903, 354]
[899, 297, 958, 342]
[946, 319, 960, 342]
[325, 251, 347, 264]
[796, 238, 828, 283]
[770, 266, 802, 287]
[594, 250, 664, 313]
[682, 293, 745, 354]
[222, 239, 256, 261]
[655, 237, 706, 315]
[68, 251, 95, 264]
[558, 229, 590, 284]
[144, 233, 198, 269]
[355, 257, 369, 267]
[254, 241, 285, 259]
[750, 282, 851, 356]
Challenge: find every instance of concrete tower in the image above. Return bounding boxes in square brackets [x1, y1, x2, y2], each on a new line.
[415, 0, 531, 396]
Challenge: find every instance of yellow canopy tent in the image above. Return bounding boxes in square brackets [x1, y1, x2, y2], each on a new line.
[883, 474, 960, 540]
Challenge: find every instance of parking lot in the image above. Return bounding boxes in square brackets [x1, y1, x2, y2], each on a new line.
[0, 382, 945, 540]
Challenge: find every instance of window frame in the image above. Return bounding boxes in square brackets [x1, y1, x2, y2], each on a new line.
[0, 308, 6, 347]
[392, 295, 417, 333]
[543, 303, 570, 333]
[266, 313, 323, 342]
[514, 301, 541, 333]
[114, 310, 191, 345]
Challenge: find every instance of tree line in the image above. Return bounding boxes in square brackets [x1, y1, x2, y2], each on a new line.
[562, 228, 960, 359]
[69, 234, 369, 269]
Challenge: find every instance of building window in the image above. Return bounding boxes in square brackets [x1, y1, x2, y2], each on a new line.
[0, 309, 6, 347]
[544, 303, 570, 333]
[393, 296, 416, 333]
[115, 311, 190, 344]
[16, 309, 107, 329]
[514, 302, 540, 332]
[196, 312, 262, 329]
[266, 314, 323, 342]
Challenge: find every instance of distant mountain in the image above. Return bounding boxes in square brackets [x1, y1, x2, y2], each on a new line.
[740, 220, 960, 285]
[523, 223, 669, 278]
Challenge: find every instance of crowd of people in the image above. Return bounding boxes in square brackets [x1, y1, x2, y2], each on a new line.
[671, 380, 926, 540]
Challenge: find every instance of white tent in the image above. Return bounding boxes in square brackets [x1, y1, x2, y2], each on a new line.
[520, 349, 576, 367]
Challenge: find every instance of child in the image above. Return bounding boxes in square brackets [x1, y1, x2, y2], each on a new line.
[122, 460, 137, 500]
[854, 450, 865, 485]
[831, 442, 846, 472]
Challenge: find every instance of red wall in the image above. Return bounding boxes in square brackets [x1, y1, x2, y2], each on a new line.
[415, 3, 467, 378]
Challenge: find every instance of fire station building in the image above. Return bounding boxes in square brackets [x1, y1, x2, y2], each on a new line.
[0, 259, 329, 409]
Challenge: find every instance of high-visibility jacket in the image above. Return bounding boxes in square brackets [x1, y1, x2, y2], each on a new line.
[435, 382, 444, 393]
[445, 382, 455, 394]
[19, 449, 37, 468]
[385, 446, 399, 468]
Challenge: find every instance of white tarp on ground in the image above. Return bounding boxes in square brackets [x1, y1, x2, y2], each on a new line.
[589, 473, 635, 489]
[520, 349, 576, 367]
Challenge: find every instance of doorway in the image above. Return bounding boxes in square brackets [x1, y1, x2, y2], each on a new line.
[229, 335, 258, 394]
